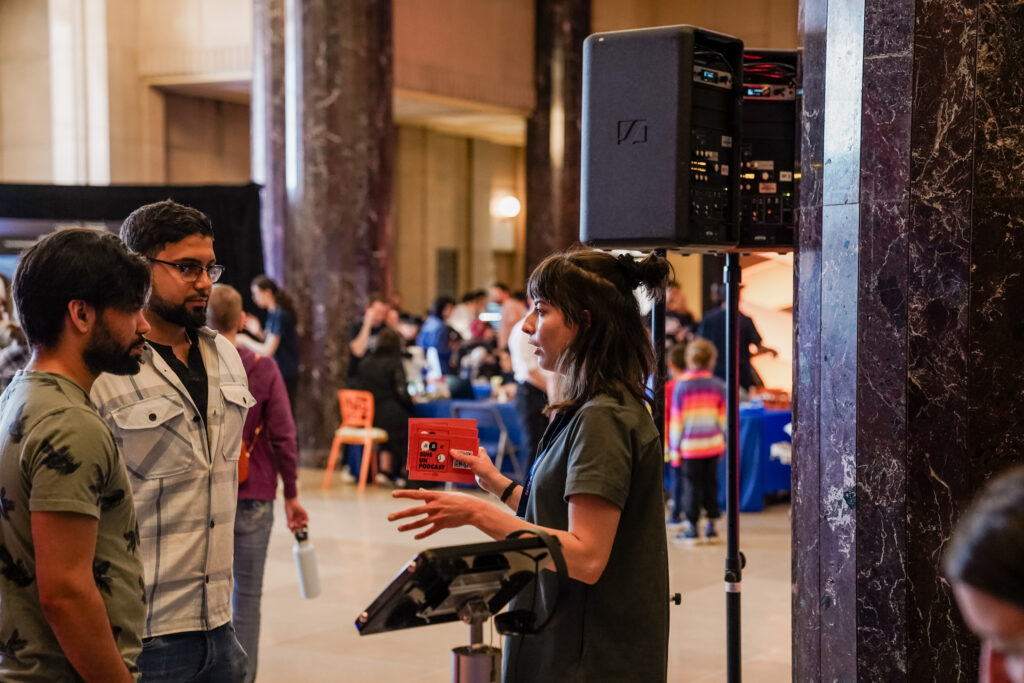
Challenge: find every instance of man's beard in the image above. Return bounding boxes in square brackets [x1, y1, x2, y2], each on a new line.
[83, 318, 145, 376]
[149, 292, 207, 329]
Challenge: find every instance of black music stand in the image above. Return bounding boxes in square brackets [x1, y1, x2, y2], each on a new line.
[355, 536, 554, 683]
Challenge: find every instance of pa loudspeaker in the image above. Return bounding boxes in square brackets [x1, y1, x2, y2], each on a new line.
[580, 25, 744, 251]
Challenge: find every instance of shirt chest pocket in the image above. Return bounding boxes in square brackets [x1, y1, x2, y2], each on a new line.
[220, 383, 257, 462]
[110, 396, 194, 479]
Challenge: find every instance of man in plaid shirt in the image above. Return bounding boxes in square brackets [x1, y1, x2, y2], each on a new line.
[92, 201, 255, 683]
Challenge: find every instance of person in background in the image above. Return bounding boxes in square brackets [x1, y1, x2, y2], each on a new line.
[350, 326, 414, 487]
[0, 324, 30, 393]
[0, 272, 20, 349]
[663, 342, 687, 526]
[390, 249, 671, 682]
[945, 466, 1024, 683]
[490, 282, 527, 350]
[665, 280, 698, 344]
[448, 290, 488, 341]
[240, 275, 300, 411]
[207, 284, 308, 683]
[507, 306, 552, 471]
[668, 338, 727, 543]
[457, 320, 503, 382]
[348, 293, 391, 379]
[416, 296, 460, 374]
[0, 229, 150, 682]
[92, 200, 254, 683]
[695, 282, 778, 393]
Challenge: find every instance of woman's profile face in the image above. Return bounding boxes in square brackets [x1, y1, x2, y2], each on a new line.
[953, 582, 1024, 683]
[251, 285, 271, 309]
[522, 298, 577, 373]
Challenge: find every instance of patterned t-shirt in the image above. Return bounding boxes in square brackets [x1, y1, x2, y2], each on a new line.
[0, 371, 145, 681]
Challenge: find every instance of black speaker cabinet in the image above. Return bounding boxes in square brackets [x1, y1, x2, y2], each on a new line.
[738, 48, 799, 252]
[580, 25, 744, 251]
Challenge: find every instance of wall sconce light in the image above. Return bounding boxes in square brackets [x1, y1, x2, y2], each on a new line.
[491, 194, 522, 219]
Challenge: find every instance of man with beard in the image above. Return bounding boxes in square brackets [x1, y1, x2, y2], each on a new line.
[0, 229, 150, 681]
[92, 201, 255, 683]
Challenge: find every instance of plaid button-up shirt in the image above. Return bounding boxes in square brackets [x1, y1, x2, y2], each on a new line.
[92, 328, 255, 638]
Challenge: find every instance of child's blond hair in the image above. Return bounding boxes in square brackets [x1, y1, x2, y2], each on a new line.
[685, 338, 717, 371]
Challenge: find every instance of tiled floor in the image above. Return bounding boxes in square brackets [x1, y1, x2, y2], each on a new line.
[253, 468, 792, 682]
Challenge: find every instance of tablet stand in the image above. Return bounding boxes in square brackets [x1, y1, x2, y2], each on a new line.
[355, 536, 554, 683]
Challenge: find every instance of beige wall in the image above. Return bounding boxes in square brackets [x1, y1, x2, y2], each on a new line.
[0, 0, 52, 182]
[394, 0, 534, 112]
[394, 126, 524, 318]
[592, 0, 799, 49]
[164, 92, 250, 183]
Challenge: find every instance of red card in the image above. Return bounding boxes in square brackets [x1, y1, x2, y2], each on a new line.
[407, 418, 479, 484]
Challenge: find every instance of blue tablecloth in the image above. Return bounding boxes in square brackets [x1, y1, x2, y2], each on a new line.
[717, 405, 792, 512]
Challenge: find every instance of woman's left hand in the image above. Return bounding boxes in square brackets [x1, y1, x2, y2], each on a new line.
[388, 489, 486, 540]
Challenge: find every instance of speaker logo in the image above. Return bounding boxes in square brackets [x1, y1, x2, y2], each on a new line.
[617, 119, 648, 145]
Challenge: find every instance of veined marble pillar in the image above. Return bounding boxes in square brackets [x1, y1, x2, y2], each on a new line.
[252, 0, 287, 280]
[525, 0, 589, 272]
[794, 0, 1024, 679]
[284, 0, 394, 457]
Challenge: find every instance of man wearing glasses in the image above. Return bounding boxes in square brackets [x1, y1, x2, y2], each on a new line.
[92, 200, 256, 683]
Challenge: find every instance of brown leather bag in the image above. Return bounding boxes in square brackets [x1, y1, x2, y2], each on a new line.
[239, 356, 263, 484]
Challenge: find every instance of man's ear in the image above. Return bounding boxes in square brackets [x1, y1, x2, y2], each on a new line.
[67, 300, 94, 334]
[237, 311, 247, 333]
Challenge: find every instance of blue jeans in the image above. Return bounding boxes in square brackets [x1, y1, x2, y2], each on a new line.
[138, 623, 247, 682]
[232, 499, 274, 683]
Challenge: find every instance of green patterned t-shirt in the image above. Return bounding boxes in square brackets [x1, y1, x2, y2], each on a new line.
[0, 371, 145, 681]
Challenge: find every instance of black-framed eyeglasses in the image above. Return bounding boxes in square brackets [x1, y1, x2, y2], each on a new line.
[147, 258, 225, 283]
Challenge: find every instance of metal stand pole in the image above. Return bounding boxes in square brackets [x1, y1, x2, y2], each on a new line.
[452, 605, 500, 682]
[651, 248, 668, 443]
[724, 253, 744, 683]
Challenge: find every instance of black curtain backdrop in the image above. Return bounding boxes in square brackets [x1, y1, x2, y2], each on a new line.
[0, 183, 264, 299]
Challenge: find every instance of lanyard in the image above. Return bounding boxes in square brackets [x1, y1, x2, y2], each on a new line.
[516, 407, 577, 517]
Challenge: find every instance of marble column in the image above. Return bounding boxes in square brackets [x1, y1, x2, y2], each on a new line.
[525, 0, 589, 273]
[284, 0, 394, 458]
[252, 0, 287, 281]
[794, 0, 1024, 680]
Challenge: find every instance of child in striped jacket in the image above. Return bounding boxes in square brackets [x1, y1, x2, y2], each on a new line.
[668, 338, 727, 542]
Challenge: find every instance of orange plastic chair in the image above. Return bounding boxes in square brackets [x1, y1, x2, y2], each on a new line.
[321, 390, 389, 493]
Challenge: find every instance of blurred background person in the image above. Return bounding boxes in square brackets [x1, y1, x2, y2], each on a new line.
[208, 284, 309, 683]
[416, 296, 461, 375]
[696, 282, 778, 394]
[0, 324, 29, 393]
[665, 280, 698, 344]
[507, 304, 552, 471]
[448, 290, 488, 341]
[241, 275, 300, 410]
[945, 466, 1024, 683]
[350, 326, 413, 487]
[348, 293, 392, 379]
[490, 282, 527, 350]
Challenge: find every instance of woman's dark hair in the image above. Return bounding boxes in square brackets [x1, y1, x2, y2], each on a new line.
[251, 274, 298, 321]
[527, 249, 671, 412]
[373, 326, 403, 355]
[430, 296, 455, 319]
[944, 465, 1024, 611]
[14, 229, 150, 349]
[120, 199, 214, 257]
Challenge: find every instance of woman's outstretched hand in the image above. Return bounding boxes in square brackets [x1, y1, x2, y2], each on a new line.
[388, 489, 487, 540]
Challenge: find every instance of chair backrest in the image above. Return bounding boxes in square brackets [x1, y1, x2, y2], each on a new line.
[338, 390, 375, 428]
[451, 403, 507, 437]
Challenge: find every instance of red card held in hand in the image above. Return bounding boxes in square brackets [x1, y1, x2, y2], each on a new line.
[406, 418, 479, 484]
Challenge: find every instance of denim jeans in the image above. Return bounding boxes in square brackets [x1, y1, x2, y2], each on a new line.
[137, 622, 247, 682]
[232, 499, 275, 683]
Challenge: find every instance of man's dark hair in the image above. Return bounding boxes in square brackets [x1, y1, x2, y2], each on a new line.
[945, 465, 1024, 612]
[119, 199, 214, 257]
[491, 283, 510, 293]
[430, 296, 455, 318]
[14, 229, 150, 349]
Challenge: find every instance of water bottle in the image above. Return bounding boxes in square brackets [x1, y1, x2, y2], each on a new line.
[292, 527, 321, 599]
